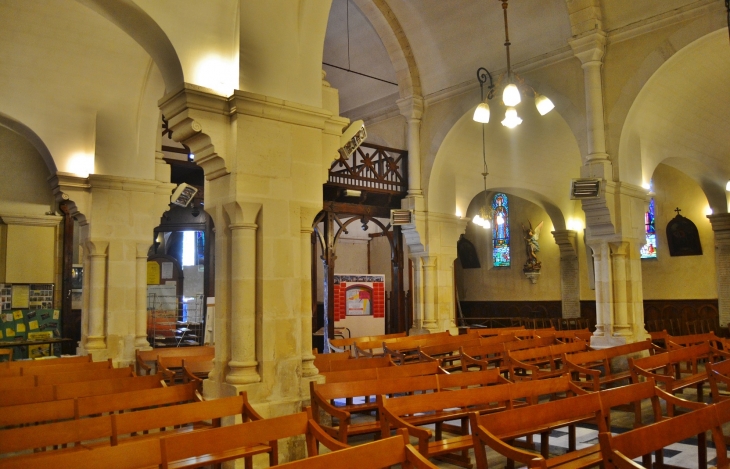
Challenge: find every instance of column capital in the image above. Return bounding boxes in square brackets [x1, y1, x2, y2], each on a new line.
[569, 31, 607, 65]
[85, 240, 109, 257]
[708, 213, 730, 243]
[396, 95, 424, 121]
[551, 230, 578, 259]
[223, 201, 261, 227]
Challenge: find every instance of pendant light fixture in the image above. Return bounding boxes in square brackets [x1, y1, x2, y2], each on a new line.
[472, 0, 555, 127]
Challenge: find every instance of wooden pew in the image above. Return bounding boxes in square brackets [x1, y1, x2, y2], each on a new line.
[666, 331, 723, 349]
[328, 331, 407, 353]
[417, 337, 482, 372]
[20, 359, 113, 375]
[380, 375, 586, 468]
[311, 369, 503, 443]
[551, 329, 592, 343]
[157, 354, 212, 384]
[469, 380, 703, 469]
[0, 438, 161, 469]
[460, 336, 555, 373]
[272, 429, 439, 469]
[0, 366, 21, 378]
[312, 350, 351, 372]
[629, 342, 715, 414]
[319, 355, 394, 374]
[321, 361, 443, 384]
[564, 339, 660, 391]
[707, 357, 730, 403]
[506, 341, 588, 381]
[6, 354, 91, 369]
[135, 345, 214, 375]
[0, 374, 36, 390]
[181, 359, 213, 384]
[35, 365, 134, 386]
[0, 383, 200, 429]
[383, 332, 477, 364]
[598, 400, 728, 469]
[0, 393, 258, 464]
[159, 408, 345, 469]
[471, 326, 525, 337]
[354, 331, 452, 359]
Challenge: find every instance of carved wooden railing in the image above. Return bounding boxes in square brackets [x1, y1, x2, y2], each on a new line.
[328, 143, 407, 194]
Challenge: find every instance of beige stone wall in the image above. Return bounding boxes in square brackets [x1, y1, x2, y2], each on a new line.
[642, 163, 717, 299]
[364, 114, 407, 149]
[456, 195, 562, 301]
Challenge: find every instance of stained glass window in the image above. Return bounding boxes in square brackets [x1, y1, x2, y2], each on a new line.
[640, 197, 657, 259]
[492, 193, 510, 266]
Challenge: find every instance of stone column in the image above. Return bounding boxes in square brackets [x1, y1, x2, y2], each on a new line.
[709, 214, 730, 326]
[226, 221, 260, 385]
[300, 224, 318, 377]
[569, 31, 609, 163]
[85, 240, 108, 350]
[610, 241, 631, 337]
[422, 256, 437, 331]
[409, 255, 426, 334]
[396, 96, 424, 197]
[589, 241, 613, 338]
[552, 230, 580, 318]
[135, 243, 151, 349]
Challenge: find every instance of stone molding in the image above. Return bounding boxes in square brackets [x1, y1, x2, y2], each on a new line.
[552, 230, 578, 259]
[396, 95, 424, 121]
[0, 214, 62, 227]
[569, 30, 607, 65]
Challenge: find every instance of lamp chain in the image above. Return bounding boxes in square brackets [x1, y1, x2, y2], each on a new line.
[502, 0, 511, 79]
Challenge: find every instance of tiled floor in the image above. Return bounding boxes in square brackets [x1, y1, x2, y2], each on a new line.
[339, 385, 716, 469]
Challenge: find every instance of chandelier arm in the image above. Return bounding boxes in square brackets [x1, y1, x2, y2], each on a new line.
[726, 0, 730, 44]
[476, 67, 494, 101]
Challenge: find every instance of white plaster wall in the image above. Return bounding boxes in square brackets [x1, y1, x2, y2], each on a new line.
[364, 114, 407, 149]
[0, 126, 53, 215]
[369, 235, 391, 290]
[641, 163, 717, 299]
[335, 315, 385, 338]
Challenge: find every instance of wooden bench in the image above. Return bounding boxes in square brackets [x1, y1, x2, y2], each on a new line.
[0, 438, 162, 469]
[311, 369, 503, 443]
[471, 326, 525, 337]
[564, 339, 660, 391]
[181, 359, 213, 384]
[157, 354, 212, 384]
[460, 336, 556, 373]
[35, 365, 134, 386]
[2, 374, 164, 406]
[354, 331, 452, 359]
[707, 357, 730, 403]
[417, 336, 483, 372]
[0, 393, 258, 464]
[136, 345, 214, 375]
[506, 341, 588, 381]
[551, 329, 592, 343]
[469, 379, 702, 469]
[273, 429, 439, 469]
[318, 355, 394, 374]
[0, 382, 200, 429]
[380, 375, 587, 469]
[598, 399, 728, 469]
[312, 350, 351, 371]
[5, 355, 91, 369]
[321, 360, 443, 384]
[159, 407, 345, 469]
[328, 331, 407, 353]
[383, 332, 479, 364]
[666, 331, 723, 349]
[630, 342, 716, 415]
[19, 359, 113, 375]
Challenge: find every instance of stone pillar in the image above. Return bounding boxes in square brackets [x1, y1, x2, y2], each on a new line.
[569, 31, 609, 163]
[300, 224, 318, 377]
[709, 214, 730, 326]
[589, 241, 613, 339]
[422, 256, 437, 331]
[85, 240, 108, 351]
[135, 243, 151, 349]
[396, 96, 424, 197]
[226, 218, 261, 385]
[610, 241, 631, 337]
[552, 230, 580, 318]
[409, 255, 427, 335]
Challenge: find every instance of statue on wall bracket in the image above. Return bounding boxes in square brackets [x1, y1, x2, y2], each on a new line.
[666, 208, 703, 257]
[522, 221, 543, 283]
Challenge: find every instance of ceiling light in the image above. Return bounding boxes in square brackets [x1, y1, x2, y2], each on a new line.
[501, 107, 522, 128]
[503, 84, 521, 107]
[535, 93, 555, 115]
[726, 180, 730, 191]
[473, 102, 491, 123]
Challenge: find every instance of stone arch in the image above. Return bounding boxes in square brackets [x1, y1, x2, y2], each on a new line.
[652, 157, 728, 215]
[76, 0, 185, 93]
[0, 112, 57, 175]
[351, 0, 422, 99]
[611, 8, 726, 186]
[467, 187, 567, 233]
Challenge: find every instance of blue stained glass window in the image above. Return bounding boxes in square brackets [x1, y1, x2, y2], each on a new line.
[492, 193, 510, 266]
[640, 198, 657, 259]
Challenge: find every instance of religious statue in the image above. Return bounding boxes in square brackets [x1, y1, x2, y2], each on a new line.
[521, 221, 544, 272]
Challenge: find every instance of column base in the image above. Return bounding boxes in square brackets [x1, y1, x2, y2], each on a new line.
[589, 334, 626, 350]
[85, 335, 106, 350]
[134, 335, 152, 350]
[301, 356, 319, 377]
[409, 327, 430, 336]
[227, 360, 261, 385]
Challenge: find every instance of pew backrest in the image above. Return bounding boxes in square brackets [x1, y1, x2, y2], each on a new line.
[35, 366, 134, 386]
[21, 359, 112, 375]
[54, 374, 163, 400]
